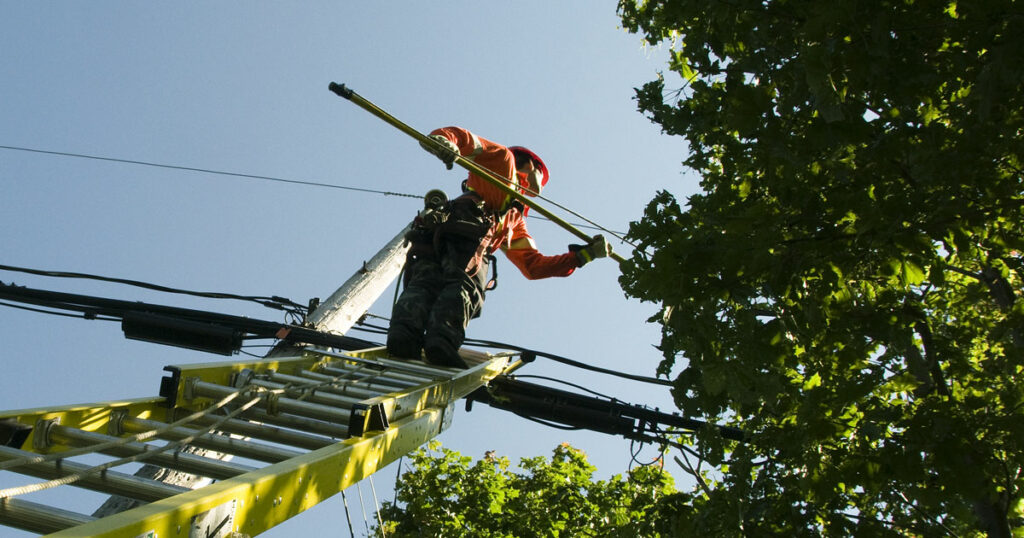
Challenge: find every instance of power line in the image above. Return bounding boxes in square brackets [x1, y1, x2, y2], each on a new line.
[0, 263, 308, 316]
[351, 319, 674, 387]
[0, 144, 420, 199]
[0, 144, 626, 235]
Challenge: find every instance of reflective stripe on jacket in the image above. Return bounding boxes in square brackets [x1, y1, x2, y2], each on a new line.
[430, 126, 580, 279]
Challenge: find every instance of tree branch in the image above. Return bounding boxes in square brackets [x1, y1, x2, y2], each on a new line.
[674, 449, 714, 498]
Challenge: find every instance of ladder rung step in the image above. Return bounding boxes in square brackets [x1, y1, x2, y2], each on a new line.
[245, 378, 362, 409]
[272, 371, 382, 400]
[317, 352, 442, 382]
[318, 349, 457, 379]
[120, 418, 303, 464]
[0, 446, 190, 502]
[0, 497, 97, 535]
[313, 364, 420, 389]
[236, 408, 349, 439]
[190, 381, 352, 426]
[317, 365, 421, 389]
[369, 356, 461, 377]
[298, 368, 407, 394]
[51, 425, 253, 481]
[187, 415, 336, 451]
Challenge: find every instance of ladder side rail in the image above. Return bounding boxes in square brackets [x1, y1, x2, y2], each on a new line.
[48, 405, 452, 538]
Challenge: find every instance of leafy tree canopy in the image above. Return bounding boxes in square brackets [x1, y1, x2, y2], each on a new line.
[617, 0, 1023, 535]
[375, 441, 680, 537]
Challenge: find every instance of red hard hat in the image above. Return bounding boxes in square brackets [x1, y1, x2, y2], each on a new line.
[508, 146, 549, 187]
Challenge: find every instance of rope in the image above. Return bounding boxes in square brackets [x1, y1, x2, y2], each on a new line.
[0, 394, 263, 499]
[0, 386, 250, 472]
[370, 475, 386, 536]
[0, 367, 365, 499]
[341, 489, 356, 537]
[356, 481, 371, 536]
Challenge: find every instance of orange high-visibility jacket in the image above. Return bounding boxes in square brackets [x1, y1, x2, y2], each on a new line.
[430, 126, 580, 279]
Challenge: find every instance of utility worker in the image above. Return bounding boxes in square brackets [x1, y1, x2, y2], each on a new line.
[386, 126, 611, 368]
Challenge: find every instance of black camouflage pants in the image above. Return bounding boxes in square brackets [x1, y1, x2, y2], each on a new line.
[387, 196, 493, 366]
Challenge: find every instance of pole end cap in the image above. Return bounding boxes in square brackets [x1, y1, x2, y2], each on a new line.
[328, 82, 354, 99]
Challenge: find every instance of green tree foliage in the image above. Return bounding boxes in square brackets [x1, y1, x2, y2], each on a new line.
[617, 0, 1023, 535]
[375, 441, 679, 537]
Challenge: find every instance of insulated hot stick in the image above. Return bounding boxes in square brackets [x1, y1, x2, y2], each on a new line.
[329, 82, 627, 265]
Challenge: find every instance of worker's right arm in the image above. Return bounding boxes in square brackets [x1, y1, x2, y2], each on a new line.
[430, 127, 516, 211]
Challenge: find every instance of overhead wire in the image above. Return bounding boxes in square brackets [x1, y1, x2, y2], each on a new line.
[0, 144, 419, 199]
[0, 300, 119, 321]
[0, 263, 308, 316]
[508, 374, 621, 401]
[0, 272, 675, 390]
[515, 180, 642, 253]
[0, 144, 625, 235]
[350, 318, 673, 387]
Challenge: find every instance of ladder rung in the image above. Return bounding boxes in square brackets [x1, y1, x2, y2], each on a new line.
[317, 353, 441, 383]
[0, 446, 190, 502]
[186, 415, 336, 451]
[120, 418, 303, 464]
[0, 497, 96, 535]
[372, 356, 462, 377]
[317, 349, 459, 379]
[298, 368, 407, 394]
[245, 378, 363, 409]
[317, 365, 421, 389]
[50, 425, 254, 481]
[272, 371, 383, 400]
[190, 381, 351, 425]
[235, 408, 348, 439]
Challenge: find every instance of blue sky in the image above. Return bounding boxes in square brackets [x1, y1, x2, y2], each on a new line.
[0, 3, 697, 535]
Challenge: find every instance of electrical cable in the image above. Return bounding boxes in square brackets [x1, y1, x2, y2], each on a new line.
[516, 181, 642, 253]
[463, 336, 674, 387]
[1, 145, 626, 236]
[0, 145, 420, 199]
[508, 374, 620, 401]
[4, 143, 622, 233]
[0, 263, 308, 315]
[0, 300, 119, 321]
[629, 437, 666, 471]
[511, 412, 584, 431]
[349, 319, 674, 387]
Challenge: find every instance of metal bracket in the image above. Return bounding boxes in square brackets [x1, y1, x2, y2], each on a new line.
[160, 366, 183, 408]
[32, 417, 60, 451]
[107, 409, 129, 437]
[190, 499, 237, 538]
[0, 419, 32, 449]
[348, 402, 389, 437]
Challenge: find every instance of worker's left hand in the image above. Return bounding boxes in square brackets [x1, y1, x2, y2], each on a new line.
[420, 134, 460, 170]
[572, 235, 611, 266]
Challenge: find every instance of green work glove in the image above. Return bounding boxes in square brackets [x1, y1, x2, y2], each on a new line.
[571, 234, 610, 266]
[420, 134, 460, 170]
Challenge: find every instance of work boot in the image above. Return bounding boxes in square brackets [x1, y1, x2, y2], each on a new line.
[386, 326, 423, 360]
[387, 339, 422, 360]
[424, 337, 468, 369]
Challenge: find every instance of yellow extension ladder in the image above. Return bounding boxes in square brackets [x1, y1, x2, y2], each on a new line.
[0, 345, 516, 536]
